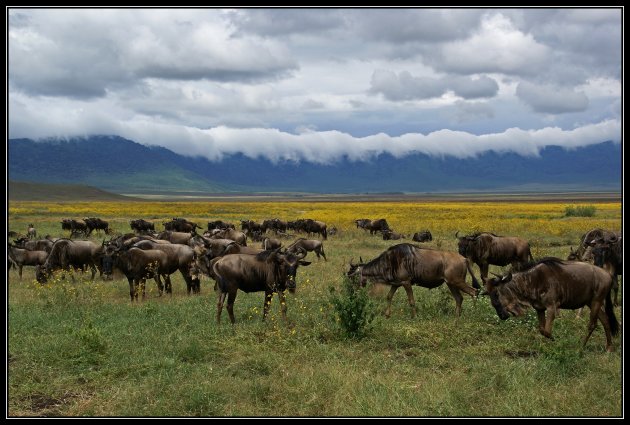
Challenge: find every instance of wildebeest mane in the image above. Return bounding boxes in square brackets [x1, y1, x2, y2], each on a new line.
[516, 256, 565, 273]
[363, 243, 418, 281]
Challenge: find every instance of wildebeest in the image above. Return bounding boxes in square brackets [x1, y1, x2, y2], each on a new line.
[61, 219, 88, 238]
[207, 228, 247, 246]
[261, 218, 288, 234]
[101, 244, 170, 301]
[132, 239, 199, 294]
[27, 224, 37, 239]
[567, 228, 620, 262]
[212, 248, 311, 324]
[130, 219, 155, 234]
[366, 218, 390, 235]
[412, 230, 433, 243]
[589, 235, 622, 306]
[240, 220, 263, 234]
[346, 243, 480, 318]
[286, 238, 326, 261]
[382, 230, 405, 240]
[13, 237, 53, 253]
[164, 218, 200, 233]
[8, 244, 48, 279]
[456, 232, 533, 282]
[36, 239, 103, 283]
[482, 257, 619, 352]
[208, 220, 235, 231]
[156, 230, 195, 245]
[262, 237, 282, 250]
[84, 217, 110, 235]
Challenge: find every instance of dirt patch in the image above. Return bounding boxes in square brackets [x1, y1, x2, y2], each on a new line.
[24, 391, 80, 416]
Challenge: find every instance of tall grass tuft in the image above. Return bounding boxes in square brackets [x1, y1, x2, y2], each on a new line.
[564, 205, 596, 217]
[328, 277, 377, 340]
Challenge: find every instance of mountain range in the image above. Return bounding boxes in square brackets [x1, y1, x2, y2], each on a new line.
[7, 135, 622, 194]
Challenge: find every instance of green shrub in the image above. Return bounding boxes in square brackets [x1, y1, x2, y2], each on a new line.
[328, 277, 377, 340]
[564, 205, 596, 217]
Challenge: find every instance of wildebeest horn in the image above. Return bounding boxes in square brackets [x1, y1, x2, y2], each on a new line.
[295, 246, 307, 259]
[455, 231, 459, 238]
[349, 257, 355, 266]
[359, 256, 363, 264]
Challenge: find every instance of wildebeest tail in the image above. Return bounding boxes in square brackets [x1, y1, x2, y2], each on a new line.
[466, 259, 481, 289]
[605, 287, 619, 336]
[323, 228, 327, 240]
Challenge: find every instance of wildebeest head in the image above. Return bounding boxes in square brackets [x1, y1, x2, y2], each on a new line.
[567, 246, 580, 261]
[455, 231, 476, 257]
[483, 272, 529, 320]
[276, 247, 310, 293]
[100, 243, 121, 279]
[346, 257, 366, 286]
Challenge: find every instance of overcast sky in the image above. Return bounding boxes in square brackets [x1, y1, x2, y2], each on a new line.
[8, 7, 622, 163]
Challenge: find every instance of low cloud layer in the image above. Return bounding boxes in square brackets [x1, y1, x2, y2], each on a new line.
[8, 8, 622, 165]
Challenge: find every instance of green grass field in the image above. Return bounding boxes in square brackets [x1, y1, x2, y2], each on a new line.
[7, 198, 623, 417]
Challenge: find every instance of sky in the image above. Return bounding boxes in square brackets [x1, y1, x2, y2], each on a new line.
[7, 7, 622, 164]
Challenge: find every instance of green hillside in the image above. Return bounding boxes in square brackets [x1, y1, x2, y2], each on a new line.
[7, 180, 139, 201]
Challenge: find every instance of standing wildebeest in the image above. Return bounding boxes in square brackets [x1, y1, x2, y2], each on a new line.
[61, 219, 88, 238]
[482, 257, 619, 352]
[412, 230, 433, 243]
[589, 235, 622, 307]
[84, 217, 110, 235]
[212, 248, 311, 324]
[8, 244, 48, 279]
[36, 239, 103, 283]
[456, 232, 533, 282]
[27, 224, 37, 239]
[355, 218, 371, 230]
[567, 228, 620, 262]
[164, 218, 200, 233]
[101, 244, 170, 301]
[132, 240, 199, 294]
[208, 220, 235, 231]
[286, 238, 327, 261]
[347, 243, 480, 318]
[13, 237, 53, 253]
[130, 219, 155, 234]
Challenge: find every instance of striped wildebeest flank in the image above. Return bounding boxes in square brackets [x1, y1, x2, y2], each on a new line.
[482, 257, 619, 352]
[588, 234, 622, 306]
[211, 247, 311, 324]
[346, 243, 480, 318]
[455, 231, 534, 282]
[285, 238, 326, 261]
[412, 230, 433, 243]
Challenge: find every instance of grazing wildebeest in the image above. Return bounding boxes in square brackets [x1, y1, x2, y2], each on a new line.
[346, 243, 480, 318]
[482, 257, 619, 352]
[132, 240, 199, 295]
[382, 230, 405, 240]
[130, 219, 155, 234]
[101, 244, 171, 301]
[262, 237, 282, 250]
[36, 239, 103, 283]
[286, 238, 327, 261]
[27, 224, 37, 240]
[456, 231, 533, 282]
[412, 230, 433, 243]
[84, 217, 110, 235]
[589, 235, 622, 307]
[8, 244, 48, 279]
[212, 248, 311, 324]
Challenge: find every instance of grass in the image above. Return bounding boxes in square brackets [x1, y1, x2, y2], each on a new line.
[7, 199, 623, 417]
[565, 205, 597, 217]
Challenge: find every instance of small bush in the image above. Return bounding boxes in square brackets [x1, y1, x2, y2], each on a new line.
[328, 277, 377, 340]
[564, 205, 596, 217]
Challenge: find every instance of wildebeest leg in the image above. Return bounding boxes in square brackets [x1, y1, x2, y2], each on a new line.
[90, 264, 97, 281]
[384, 285, 400, 318]
[226, 291, 238, 324]
[263, 290, 274, 321]
[446, 284, 464, 318]
[127, 277, 136, 302]
[583, 300, 604, 350]
[216, 291, 227, 324]
[480, 263, 489, 282]
[594, 305, 614, 352]
[154, 275, 164, 296]
[402, 282, 416, 318]
[612, 275, 619, 306]
[18, 265, 23, 280]
[540, 306, 557, 340]
[140, 279, 146, 301]
[575, 307, 584, 319]
[536, 309, 547, 335]
[164, 275, 172, 294]
[318, 247, 327, 261]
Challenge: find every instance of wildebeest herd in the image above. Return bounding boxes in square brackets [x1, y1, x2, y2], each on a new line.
[7, 217, 622, 352]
